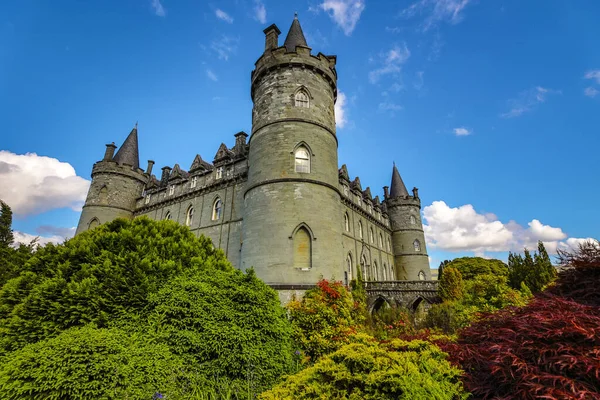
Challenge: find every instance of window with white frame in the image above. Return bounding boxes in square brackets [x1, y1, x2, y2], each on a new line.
[358, 221, 363, 239]
[145, 194, 151, 204]
[191, 176, 198, 188]
[294, 90, 309, 108]
[212, 198, 223, 220]
[344, 213, 350, 231]
[295, 146, 310, 173]
[413, 239, 421, 252]
[185, 206, 194, 227]
[216, 167, 223, 179]
[168, 185, 175, 196]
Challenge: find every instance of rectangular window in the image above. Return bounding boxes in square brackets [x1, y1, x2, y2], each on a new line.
[145, 194, 151, 204]
[190, 176, 197, 188]
[216, 167, 223, 179]
[168, 185, 175, 196]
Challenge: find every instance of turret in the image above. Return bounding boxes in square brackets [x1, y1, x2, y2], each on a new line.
[75, 124, 147, 234]
[385, 164, 431, 280]
[241, 15, 343, 289]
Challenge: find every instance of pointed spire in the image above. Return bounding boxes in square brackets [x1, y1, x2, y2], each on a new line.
[113, 124, 140, 169]
[283, 13, 308, 52]
[390, 162, 409, 198]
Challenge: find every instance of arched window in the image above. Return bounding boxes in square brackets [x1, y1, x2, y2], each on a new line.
[344, 213, 350, 231]
[360, 254, 368, 281]
[99, 186, 108, 204]
[418, 270, 426, 280]
[373, 261, 378, 281]
[295, 146, 310, 173]
[413, 239, 421, 252]
[185, 206, 194, 227]
[343, 186, 349, 196]
[358, 221, 363, 239]
[212, 198, 223, 221]
[410, 215, 417, 225]
[382, 263, 387, 281]
[379, 233, 383, 248]
[88, 218, 100, 229]
[293, 226, 311, 270]
[387, 237, 391, 252]
[294, 90, 309, 108]
[345, 253, 353, 285]
[164, 211, 172, 220]
[389, 264, 395, 280]
[370, 228, 374, 243]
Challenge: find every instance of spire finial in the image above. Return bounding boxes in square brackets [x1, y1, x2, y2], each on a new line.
[294, 11, 298, 19]
[135, 121, 138, 129]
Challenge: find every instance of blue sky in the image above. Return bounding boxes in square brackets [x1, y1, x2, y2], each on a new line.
[1, 0, 598, 267]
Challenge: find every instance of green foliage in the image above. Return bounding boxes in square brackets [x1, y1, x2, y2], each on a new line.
[144, 268, 293, 390]
[0, 325, 189, 399]
[260, 338, 468, 400]
[0, 217, 229, 353]
[0, 201, 35, 288]
[443, 257, 509, 280]
[508, 241, 557, 293]
[0, 200, 14, 247]
[438, 267, 464, 302]
[367, 305, 415, 340]
[288, 279, 363, 362]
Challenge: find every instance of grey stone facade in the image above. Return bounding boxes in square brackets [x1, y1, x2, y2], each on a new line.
[75, 16, 431, 288]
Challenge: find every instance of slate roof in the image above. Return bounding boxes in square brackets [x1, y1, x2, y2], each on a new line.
[390, 163, 409, 198]
[283, 14, 308, 52]
[113, 125, 140, 169]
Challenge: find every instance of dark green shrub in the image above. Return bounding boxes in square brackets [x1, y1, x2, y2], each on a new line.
[444, 257, 509, 280]
[438, 267, 464, 302]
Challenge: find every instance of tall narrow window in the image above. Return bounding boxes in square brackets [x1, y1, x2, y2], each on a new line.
[295, 147, 310, 173]
[164, 211, 172, 220]
[387, 237, 391, 252]
[186, 206, 194, 227]
[373, 261, 378, 281]
[212, 198, 222, 221]
[413, 239, 421, 252]
[99, 186, 108, 204]
[294, 90, 309, 108]
[410, 215, 417, 225]
[418, 270, 426, 280]
[145, 194, 151, 204]
[358, 221, 363, 239]
[293, 227, 311, 270]
[360, 255, 367, 281]
[216, 167, 223, 179]
[379, 233, 383, 248]
[382, 263, 388, 281]
[370, 228, 374, 243]
[346, 253, 353, 285]
[344, 213, 350, 231]
[191, 176, 198, 188]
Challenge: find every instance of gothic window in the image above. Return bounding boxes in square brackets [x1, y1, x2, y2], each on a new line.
[344, 212, 350, 231]
[368, 204, 372, 214]
[216, 167, 223, 179]
[377, 212, 381, 221]
[294, 90, 309, 108]
[99, 186, 108, 204]
[88, 218, 100, 229]
[387, 237, 391, 252]
[373, 261, 379, 281]
[379, 233, 383, 248]
[418, 270, 426, 281]
[145, 194, 151, 204]
[343, 186, 349, 196]
[356, 194, 361, 205]
[413, 239, 421, 252]
[382, 263, 387, 281]
[370, 228, 374, 244]
[360, 254, 367, 281]
[293, 226, 311, 270]
[295, 146, 310, 173]
[410, 215, 417, 225]
[164, 211, 172, 220]
[389, 264, 395, 280]
[346, 253, 353, 285]
[191, 176, 198, 188]
[358, 221, 363, 239]
[168, 185, 175, 196]
[185, 206, 194, 227]
[212, 198, 223, 221]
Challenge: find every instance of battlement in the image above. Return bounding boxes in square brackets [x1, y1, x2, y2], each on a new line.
[385, 195, 421, 208]
[91, 160, 147, 183]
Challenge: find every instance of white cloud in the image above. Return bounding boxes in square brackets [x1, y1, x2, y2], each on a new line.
[13, 225, 76, 247]
[0, 151, 90, 216]
[453, 127, 470, 136]
[151, 0, 166, 17]
[335, 91, 348, 128]
[210, 35, 239, 61]
[318, 0, 365, 36]
[254, 0, 267, 24]
[584, 69, 600, 84]
[378, 102, 403, 112]
[401, 0, 473, 31]
[215, 9, 233, 23]
[501, 86, 561, 118]
[584, 86, 599, 98]
[423, 200, 591, 255]
[206, 69, 218, 81]
[369, 43, 411, 84]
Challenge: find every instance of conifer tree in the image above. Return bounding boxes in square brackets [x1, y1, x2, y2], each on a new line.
[438, 267, 464, 302]
[0, 201, 14, 248]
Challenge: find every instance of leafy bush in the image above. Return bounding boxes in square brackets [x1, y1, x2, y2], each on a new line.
[144, 268, 293, 390]
[287, 279, 364, 362]
[442, 257, 508, 281]
[438, 267, 464, 302]
[260, 337, 468, 400]
[0, 217, 229, 353]
[0, 325, 188, 399]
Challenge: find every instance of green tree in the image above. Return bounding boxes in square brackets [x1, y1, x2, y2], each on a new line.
[0, 200, 14, 248]
[508, 242, 556, 293]
[438, 267, 464, 302]
[260, 338, 468, 400]
[444, 257, 509, 280]
[0, 201, 35, 288]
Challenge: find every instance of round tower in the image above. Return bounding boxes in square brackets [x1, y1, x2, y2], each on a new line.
[241, 16, 343, 286]
[385, 164, 431, 280]
[75, 125, 147, 234]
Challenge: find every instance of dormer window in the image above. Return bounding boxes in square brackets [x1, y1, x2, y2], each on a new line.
[295, 147, 310, 173]
[191, 176, 198, 188]
[168, 185, 175, 196]
[145, 194, 151, 204]
[343, 186, 349, 196]
[294, 90, 309, 108]
[368, 204, 372, 214]
[216, 167, 223, 179]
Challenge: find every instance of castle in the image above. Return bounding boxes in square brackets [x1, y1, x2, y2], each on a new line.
[76, 16, 431, 298]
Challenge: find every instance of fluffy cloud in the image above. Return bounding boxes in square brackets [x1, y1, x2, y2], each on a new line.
[215, 9, 233, 23]
[210, 35, 239, 61]
[584, 69, 600, 84]
[369, 44, 411, 84]
[584, 86, 598, 98]
[318, 0, 365, 36]
[254, 0, 267, 24]
[423, 201, 591, 255]
[453, 127, 471, 136]
[151, 0, 166, 17]
[13, 225, 76, 247]
[501, 86, 561, 118]
[401, 0, 473, 31]
[335, 91, 348, 128]
[378, 102, 403, 112]
[206, 69, 218, 81]
[0, 151, 90, 216]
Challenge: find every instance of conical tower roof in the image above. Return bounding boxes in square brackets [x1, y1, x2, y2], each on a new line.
[113, 124, 140, 169]
[283, 14, 308, 52]
[390, 163, 409, 198]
